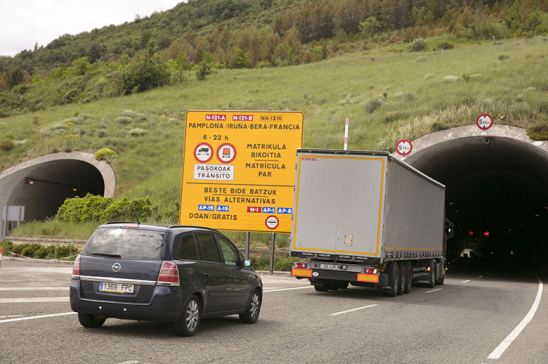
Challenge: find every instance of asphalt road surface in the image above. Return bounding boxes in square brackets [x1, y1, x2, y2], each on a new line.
[0, 259, 546, 364]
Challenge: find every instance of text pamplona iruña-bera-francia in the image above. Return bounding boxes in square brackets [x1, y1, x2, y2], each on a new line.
[187, 122, 300, 130]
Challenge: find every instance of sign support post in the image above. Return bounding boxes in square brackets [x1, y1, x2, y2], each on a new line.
[344, 118, 350, 150]
[269, 233, 276, 275]
[245, 232, 251, 259]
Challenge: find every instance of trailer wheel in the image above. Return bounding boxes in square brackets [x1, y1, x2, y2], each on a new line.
[435, 262, 445, 285]
[426, 260, 436, 288]
[403, 262, 412, 294]
[313, 281, 336, 292]
[397, 262, 405, 295]
[382, 262, 399, 297]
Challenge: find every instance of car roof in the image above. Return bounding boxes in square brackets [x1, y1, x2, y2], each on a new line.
[101, 222, 220, 233]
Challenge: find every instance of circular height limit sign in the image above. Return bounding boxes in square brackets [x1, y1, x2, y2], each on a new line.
[476, 113, 494, 130]
[395, 139, 413, 156]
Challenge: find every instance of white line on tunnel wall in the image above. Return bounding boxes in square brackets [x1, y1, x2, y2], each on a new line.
[487, 273, 543, 360]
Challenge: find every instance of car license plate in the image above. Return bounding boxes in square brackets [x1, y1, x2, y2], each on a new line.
[98, 282, 134, 294]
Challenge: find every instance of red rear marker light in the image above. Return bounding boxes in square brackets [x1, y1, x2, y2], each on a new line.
[72, 255, 81, 278]
[157, 261, 180, 286]
[363, 267, 378, 275]
[294, 262, 308, 269]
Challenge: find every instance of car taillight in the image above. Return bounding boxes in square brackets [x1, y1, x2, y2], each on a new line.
[157, 261, 180, 286]
[293, 262, 308, 269]
[72, 255, 81, 278]
[363, 267, 378, 275]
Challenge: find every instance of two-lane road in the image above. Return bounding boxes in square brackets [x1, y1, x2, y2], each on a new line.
[0, 260, 545, 363]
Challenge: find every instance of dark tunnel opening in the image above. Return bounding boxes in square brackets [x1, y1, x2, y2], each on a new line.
[407, 136, 548, 270]
[7, 160, 105, 221]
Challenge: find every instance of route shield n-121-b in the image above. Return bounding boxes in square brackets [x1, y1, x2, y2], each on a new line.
[180, 111, 304, 232]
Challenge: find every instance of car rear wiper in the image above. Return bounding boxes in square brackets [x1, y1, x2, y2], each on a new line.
[90, 253, 122, 258]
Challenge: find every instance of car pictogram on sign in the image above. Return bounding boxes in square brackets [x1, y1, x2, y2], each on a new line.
[475, 113, 494, 130]
[395, 139, 413, 156]
[217, 143, 236, 163]
[265, 215, 279, 230]
[194, 143, 214, 163]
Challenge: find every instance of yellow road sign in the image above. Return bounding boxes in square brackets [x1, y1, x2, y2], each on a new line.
[180, 111, 304, 233]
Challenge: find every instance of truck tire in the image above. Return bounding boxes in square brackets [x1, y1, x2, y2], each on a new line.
[313, 283, 330, 292]
[403, 262, 412, 294]
[426, 260, 436, 288]
[397, 262, 405, 295]
[436, 262, 445, 285]
[382, 262, 399, 297]
[336, 281, 349, 290]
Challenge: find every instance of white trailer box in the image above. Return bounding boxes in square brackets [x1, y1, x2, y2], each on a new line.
[291, 149, 446, 263]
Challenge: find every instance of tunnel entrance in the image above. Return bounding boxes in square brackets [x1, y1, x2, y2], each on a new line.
[0, 152, 115, 233]
[405, 133, 548, 268]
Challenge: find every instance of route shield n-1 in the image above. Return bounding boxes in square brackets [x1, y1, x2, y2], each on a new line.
[180, 111, 304, 233]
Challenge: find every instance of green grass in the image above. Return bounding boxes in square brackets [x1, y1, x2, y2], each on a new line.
[2, 36, 548, 239]
[10, 220, 100, 240]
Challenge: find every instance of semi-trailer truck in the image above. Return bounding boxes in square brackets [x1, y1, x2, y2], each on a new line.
[290, 149, 447, 296]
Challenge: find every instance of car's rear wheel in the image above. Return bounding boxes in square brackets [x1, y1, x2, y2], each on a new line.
[174, 295, 201, 337]
[77, 313, 106, 328]
[240, 289, 262, 324]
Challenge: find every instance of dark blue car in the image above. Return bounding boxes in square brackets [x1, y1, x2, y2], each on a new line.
[70, 223, 262, 336]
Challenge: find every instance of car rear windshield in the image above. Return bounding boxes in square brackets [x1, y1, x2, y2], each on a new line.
[84, 228, 165, 260]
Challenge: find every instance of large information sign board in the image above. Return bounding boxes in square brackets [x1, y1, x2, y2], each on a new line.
[180, 111, 304, 232]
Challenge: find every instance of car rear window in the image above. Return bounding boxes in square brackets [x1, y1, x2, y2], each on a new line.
[85, 228, 165, 260]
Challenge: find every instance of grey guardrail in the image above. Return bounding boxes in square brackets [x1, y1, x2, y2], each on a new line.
[4, 236, 290, 255]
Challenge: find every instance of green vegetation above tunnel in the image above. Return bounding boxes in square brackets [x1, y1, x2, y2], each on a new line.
[1, 36, 547, 241]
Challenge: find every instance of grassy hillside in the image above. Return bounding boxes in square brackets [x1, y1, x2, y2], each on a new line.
[3, 36, 548, 239]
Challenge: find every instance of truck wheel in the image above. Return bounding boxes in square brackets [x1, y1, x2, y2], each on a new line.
[436, 262, 445, 285]
[382, 262, 399, 297]
[397, 262, 405, 295]
[426, 260, 436, 288]
[313, 283, 330, 292]
[336, 281, 349, 290]
[403, 262, 412, 294]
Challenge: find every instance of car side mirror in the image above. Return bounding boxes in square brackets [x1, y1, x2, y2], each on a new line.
[243, 259, 251, 268]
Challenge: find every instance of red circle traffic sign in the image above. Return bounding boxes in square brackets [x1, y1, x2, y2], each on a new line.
[475, 113, 494, 130]
[265, 215, 279, 230]
[217, 143, 237, 164]
[395, 139, 413, 156]
[194, 143, 214, 163]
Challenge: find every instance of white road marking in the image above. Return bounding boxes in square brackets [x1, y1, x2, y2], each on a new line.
[330, 304, 378, 316]
[263, 286, 314, 293]
[0, 287, 69, 291]
[0, 297, 69, 304]
[117, 361, 139, 364]
[487, 273, 543, 360]
[0, 312, 75, 324]
[425, 288, 443, 294]
[462, 280, 471, 283]
[0, 315, 24, 319]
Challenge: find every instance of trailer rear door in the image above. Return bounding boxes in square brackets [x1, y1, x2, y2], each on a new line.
[291, 152, 387, 258]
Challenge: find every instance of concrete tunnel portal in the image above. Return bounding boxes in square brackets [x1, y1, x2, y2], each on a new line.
[0, 152, 115, 229]
[401, 125, 548, 268]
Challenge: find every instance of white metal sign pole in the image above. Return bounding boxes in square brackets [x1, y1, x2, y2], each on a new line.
[344, 118, 350, 150]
